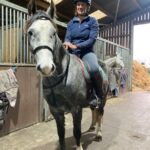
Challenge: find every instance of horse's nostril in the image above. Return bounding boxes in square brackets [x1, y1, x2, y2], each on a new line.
[37, 65, 41, 71]
[51, 65, 55, 72]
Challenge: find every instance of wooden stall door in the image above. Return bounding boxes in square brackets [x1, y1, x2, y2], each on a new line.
[0, 66, 42, 136]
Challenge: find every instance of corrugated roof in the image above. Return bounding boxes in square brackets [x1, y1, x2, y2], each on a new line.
[54, 0, 150, 24]
[11, 0, 150, 25]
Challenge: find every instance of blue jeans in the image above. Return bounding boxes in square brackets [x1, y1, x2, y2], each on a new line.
[82, 52, 106, 78]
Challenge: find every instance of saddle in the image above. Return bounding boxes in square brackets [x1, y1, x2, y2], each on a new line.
[76, 57, 108, 108]
[76, 57, 91, 82]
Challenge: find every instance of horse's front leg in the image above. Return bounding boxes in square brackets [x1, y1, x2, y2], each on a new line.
[52, 111, 65, 150]
[72, 107, 83, 150]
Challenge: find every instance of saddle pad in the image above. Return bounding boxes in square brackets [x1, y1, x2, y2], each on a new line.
[98, 66, 108, 81]
[77, 57, 108, 82]
[76, 58, 91, 82]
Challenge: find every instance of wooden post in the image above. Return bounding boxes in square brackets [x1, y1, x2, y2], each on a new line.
[128, 20, 134, 91]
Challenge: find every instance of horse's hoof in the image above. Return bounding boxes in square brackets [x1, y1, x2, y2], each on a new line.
[94, 135, 102, 141]
[76, 145, 83, 150]
[59, 145, 66, 150]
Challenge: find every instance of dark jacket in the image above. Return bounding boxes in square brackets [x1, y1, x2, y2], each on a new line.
[65, 16, 99, 57]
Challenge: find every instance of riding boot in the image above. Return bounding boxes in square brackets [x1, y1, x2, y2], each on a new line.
[89, 70, 108, 108]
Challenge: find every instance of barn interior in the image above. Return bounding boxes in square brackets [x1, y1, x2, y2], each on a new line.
[0, 0, 150, 137]
[7, 0, 150, 42]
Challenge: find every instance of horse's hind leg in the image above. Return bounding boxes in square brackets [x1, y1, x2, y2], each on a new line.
[95, 92, 107, 141]
[88, 107, 97, 131]
[72, 107, 83, 150]
[52, 111, 65, 150]
[95, 108, 104, 141]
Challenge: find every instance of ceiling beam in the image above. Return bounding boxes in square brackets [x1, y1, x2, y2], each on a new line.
[114, 0, 120, 24]
[132, 0, 143, 10]
[26, 0, 48, 9]
[92, 1, 114, 19]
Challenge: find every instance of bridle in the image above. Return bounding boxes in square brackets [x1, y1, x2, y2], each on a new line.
[29, 16, 55, 55]
[31, 45, 53, 55]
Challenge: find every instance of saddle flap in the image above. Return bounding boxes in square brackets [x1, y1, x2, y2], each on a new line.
[76, 57, 91, 82]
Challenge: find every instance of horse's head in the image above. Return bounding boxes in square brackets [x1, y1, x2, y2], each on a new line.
[27, 0, 58, 76]
[116, 53, 124, 68]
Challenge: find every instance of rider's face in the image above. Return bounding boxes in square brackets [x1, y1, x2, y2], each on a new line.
[76, 2, 88, 16]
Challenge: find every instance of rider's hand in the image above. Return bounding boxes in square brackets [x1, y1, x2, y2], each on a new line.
[63, 41, 71, 50]
[63, 44, 69, 50]
[63, 42, 77, 50]
[69, 44, 77, 49]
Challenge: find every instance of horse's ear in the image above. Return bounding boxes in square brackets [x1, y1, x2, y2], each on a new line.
[27, 0, 37, 15]
[46, 0, 57, 19]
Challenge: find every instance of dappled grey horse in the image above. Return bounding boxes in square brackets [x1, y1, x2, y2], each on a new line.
[27, 0, 111, 150]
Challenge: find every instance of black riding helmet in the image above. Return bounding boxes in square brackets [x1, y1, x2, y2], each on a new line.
[73, 0, 91, 5]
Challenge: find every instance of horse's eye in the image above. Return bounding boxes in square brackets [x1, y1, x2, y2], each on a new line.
[50, 35, 53, 39]
[50, 32, 55, 39]
[28, 30, 33, 36]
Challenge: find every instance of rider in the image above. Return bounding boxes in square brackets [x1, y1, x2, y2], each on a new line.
[63, 0, 107, 106]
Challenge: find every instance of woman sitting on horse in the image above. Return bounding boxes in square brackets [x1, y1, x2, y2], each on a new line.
[63, 0, 107, 106]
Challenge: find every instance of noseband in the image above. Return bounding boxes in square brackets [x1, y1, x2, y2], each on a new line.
[31, 45, 53, 55]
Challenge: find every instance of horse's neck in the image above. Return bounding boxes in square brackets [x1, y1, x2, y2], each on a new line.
[55, 36, 69, 71]
[104, 57, 117, 67]
[55, 35, 67, 58]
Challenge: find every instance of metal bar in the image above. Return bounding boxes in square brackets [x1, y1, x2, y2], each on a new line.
[103, 42, 106, 60]
[10, 8, 12, 63]
[26, 15, 29, 64]
[1, 5, 4, 62]
[5, 6, 8, 62]
[148, 12, 150, 21]
[97, 37, 129, 50]
[13, 9, 16, 63]
[124, 22, 127, 47]
[0, 0, 27, 13]
[20, 12, 23, 63]
[16, 11, 19, 63]
[0, 63, 35, 66]
[23, 13, 26, 63]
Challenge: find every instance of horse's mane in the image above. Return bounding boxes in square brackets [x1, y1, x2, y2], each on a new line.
[26, 10, 57, 31]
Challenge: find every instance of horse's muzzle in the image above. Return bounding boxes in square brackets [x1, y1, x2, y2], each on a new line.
[37, 64, 56, 76]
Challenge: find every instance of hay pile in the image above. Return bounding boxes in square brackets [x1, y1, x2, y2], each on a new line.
[132, 60, 150, 91]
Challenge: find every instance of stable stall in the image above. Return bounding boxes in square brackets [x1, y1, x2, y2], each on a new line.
[0, 0, 150, 136]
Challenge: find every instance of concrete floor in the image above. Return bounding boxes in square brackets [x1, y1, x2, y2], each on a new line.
[0, 91, 150, 150]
